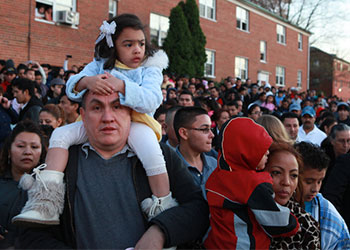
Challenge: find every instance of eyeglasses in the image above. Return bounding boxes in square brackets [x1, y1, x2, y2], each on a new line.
[252, 111, 263, 115]
[186, 127, 212, 134]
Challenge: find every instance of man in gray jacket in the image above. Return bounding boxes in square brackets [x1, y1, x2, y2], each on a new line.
[18, 90, 209, 249]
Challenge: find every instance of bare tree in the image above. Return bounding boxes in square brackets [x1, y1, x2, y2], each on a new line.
[248, 0, 349, 54]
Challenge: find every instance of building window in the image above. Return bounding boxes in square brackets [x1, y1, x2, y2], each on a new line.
[276, 66, 285, 86]
[236, 6, 249, 31]
[313, 60, 320, 67]
[297, 70, 302, 87]
[199, 0, 216, 20]
[35, 0, 78, 25]
[260, 41, 267, 62]
[235, 57, 248, 80]
[277, 24, 286, 44]
[340, 63, 343, 71]
[150, 13, 169, 47]
[204, 49, 215, 77]
[298, 33, 302, 50]
[108, 0, 117, 19]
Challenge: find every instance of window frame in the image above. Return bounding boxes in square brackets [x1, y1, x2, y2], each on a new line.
[204, 49, 215, 78]
[276, 24, 286, 44]
[276, 66, 285, 86]
[199, 0, 216, 20]
[108, 0, 118, 19]
[149, 13, 169, 47]
[298, 33, 303, 51]
[236, 6, 249, 32]
[297, 70, 302, 87]
[35, 0, 77, 25]
[260, 41, 267, 62]
[235, 56, 248, 80]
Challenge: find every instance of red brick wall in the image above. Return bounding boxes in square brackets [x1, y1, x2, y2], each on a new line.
[200, 0, 309, 91]
[0, 0, 309, 92]
[333, 60, 350, 101]
[0, 0, 109, 67]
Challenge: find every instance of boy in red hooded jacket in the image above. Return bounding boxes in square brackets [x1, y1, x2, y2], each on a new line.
[205, 117, 299, 249]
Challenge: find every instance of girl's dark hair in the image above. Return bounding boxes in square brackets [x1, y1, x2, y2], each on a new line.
[94, 13, 155, 70]
[247, 103, 260, 115]
[0, 120, 47, 175]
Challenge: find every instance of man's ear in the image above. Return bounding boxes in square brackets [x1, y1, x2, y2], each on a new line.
[178, 127, 188, 140]
[80, 107, 85, 122]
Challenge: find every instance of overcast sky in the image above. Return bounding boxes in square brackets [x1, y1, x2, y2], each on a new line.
[302, 1, 350, 61]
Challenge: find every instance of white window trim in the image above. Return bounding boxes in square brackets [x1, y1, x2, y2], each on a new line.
[199, 0, 216, 21]
[35, 0, 77, 27]
[298, 33, 303, 51]
[297, 70, 302, 87]
[276, 66, 285, 86]
[235, 56, 249, 80]
[204, 49, 216, 78]
[150, 13, 169, 47]
[277, 24, 286, 45]
[109, 0, 118, 19]
[260, 41, 267, 63]
[236, 6, 249, 32]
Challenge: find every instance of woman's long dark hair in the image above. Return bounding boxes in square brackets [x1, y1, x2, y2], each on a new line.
[0, 120, 47, 176]
[94, 13, 155, 70]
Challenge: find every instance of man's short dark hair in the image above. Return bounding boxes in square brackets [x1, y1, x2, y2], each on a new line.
[209, 86, 219, 92]
[226, 100, 238, 108]
[179, 90, 194, 100]
[41, 63, 51, 70]
[154, 105, 167, 120]
[61, 86, 81, 113]
[12, 78, 35, 97]
[25, 68, 35, 74]
[173, 106, 208, 141]
[295, 142, 330, 171]
[280, 112, 299, 123]
[17, 63, 28, 72]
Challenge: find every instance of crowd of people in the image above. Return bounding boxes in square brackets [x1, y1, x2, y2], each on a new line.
[1, 13, 350, 249]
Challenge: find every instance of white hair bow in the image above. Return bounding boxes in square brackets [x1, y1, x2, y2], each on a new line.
[95, 20, 117, 48]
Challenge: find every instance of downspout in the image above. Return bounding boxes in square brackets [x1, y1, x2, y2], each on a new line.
[27, 0, 32, 60]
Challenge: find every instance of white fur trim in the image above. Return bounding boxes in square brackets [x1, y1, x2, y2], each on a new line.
[20, 178, 65, 219]
[19, 173, 35, 190]
[142, 50, 169, 70]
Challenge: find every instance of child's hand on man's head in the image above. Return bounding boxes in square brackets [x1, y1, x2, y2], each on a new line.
[104, 71, 125, 95]
[79, 74, 114, 95]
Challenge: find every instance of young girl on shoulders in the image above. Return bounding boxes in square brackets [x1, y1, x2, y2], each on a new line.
[13, 13, 177, 225]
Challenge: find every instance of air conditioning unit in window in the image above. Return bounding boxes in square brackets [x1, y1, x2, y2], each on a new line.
[57, 10, 79, 25]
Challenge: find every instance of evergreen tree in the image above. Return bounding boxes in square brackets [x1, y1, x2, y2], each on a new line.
[182, 0, 207, 78]
[163, 4, 195, 77]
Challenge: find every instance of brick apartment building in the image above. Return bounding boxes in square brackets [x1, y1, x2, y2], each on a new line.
[310, 47, 350, 101]
[0, 0, 310, 91]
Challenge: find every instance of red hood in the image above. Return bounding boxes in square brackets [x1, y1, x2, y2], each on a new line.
[221, 117, 272, 171]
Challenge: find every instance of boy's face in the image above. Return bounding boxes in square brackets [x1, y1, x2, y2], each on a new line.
[300, 168, 326, 202]
[256, 150, 269, 171]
